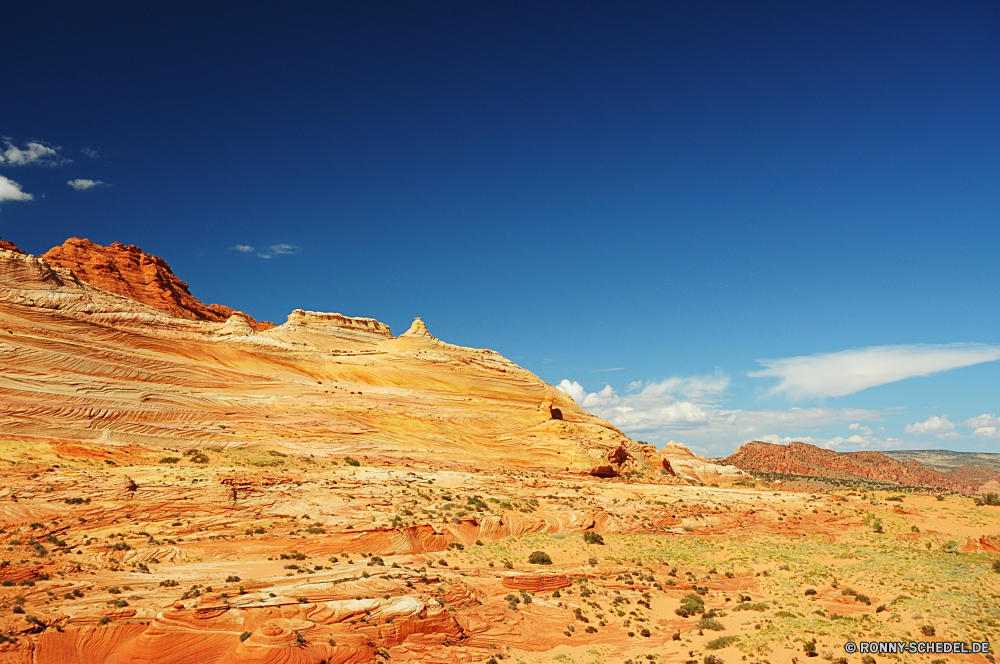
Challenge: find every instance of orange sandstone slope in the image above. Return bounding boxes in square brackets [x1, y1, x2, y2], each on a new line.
[0, 241, 673, 476]
[724, 440, 996, 493]
[41, 237, 276, 331]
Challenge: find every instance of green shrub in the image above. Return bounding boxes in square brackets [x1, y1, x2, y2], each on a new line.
[159, 457, 180, 464]
[527, 551, 552, 565]
[697, 616, 725, 631]
[583, 531, 605, 545]
[706, 635, 740, 650]
[675, 593, 705, 617]
[973, 493, 1000, 506]
[992, 559, 1000, 574]
[344, 457, 360, 467]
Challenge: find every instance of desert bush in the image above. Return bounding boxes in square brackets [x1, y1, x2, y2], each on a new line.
[992, 559, 1000, 573]
[804, 588, 817, 595]
[159, 457, 180, 464]
[973, 493, 1000, 506]
[225, 575, 241, 583]
[527, 551, 552, 565]
[343, 457, 360, 467]
[697, 616, 724, 631]
[240, 631, 251, 641]
[708, 635, 742, 650]
[920, 625, 935, 636]
[159, 579, 178, 587]
[676, 593, 705, 617]
[583, 531, 605, 545]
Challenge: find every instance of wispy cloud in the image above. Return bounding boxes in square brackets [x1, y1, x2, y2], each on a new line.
[749, 343, 1000, 400]
[592, 367, 625, 372]
[81, 147, 100, 159]
[67, 178, 106, 190]
[0, 175, 33, 204]
[234, 243, 300, 259]
[0, 139, 69, 167]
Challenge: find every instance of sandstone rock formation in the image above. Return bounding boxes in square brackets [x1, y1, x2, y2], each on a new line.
[1, 237, 681, 477]
[41, 238, 275, 331]
[725, 440, 998, 493]
[0, 236, 23, 254]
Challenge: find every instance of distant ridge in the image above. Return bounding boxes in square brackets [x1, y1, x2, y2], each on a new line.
[882, 449, 1000, 473]
[724, 440, 999, 494]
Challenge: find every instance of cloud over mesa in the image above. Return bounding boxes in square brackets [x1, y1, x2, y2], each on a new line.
[750, 343, 1000, 399]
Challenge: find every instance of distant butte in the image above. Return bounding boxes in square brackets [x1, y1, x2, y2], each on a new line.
[41, 237, 276, 331]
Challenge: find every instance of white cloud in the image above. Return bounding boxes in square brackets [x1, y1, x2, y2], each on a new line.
[904, 415, 955, 435]
[592, 367, 625, 372]
[233, 244, 255, 253]
[81, 148, 100, 159]
[556, 379, 586, 405]
[557, 374, 881, 447]
[964, 413, 1000, 428]
[750, 343, 1000, 399]
[0, 140, 68, 166]
[973, 427, 998, 437]
[67, 179, 105, 190]
[0, 175, 33, 204]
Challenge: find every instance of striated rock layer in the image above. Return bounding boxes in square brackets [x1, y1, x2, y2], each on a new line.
[725, 440, 999, 493]
[0, 240, 680, 477]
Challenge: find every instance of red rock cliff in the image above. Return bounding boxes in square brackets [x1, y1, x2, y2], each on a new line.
[41, 237, 275, 331]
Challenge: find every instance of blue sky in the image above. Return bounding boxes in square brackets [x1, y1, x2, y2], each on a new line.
[2, 2, 998, 456]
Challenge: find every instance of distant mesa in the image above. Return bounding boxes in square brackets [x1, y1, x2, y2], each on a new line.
[41, 237, 276, 331]
[725, 440, 1000, 494]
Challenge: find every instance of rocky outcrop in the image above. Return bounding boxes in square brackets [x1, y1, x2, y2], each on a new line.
[271, 308, 393, 342]
[725, 441, 997, 493]
[41, 238, 275, 330]
[0, 236, 24, 254]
